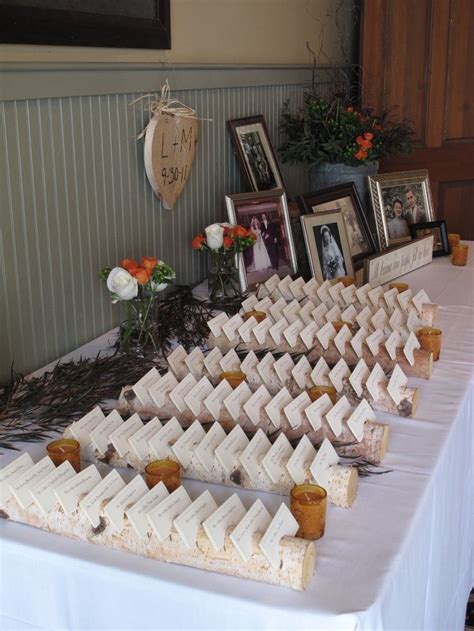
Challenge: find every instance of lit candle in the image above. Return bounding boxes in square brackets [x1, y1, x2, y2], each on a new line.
[338, 276, 356, 288]
[243, 310, 267, 323]
[307, 385, 338, 405]
[448, 233, 461, 251]
[417, 327, 442, 361]
[46, 438, 81, 473]
[219, 371, 247, 389]
[145, 460, 180, 492]
[389, 282, 409, 294]
[452, 243, 468, 266]
[290, 484, 327, 540]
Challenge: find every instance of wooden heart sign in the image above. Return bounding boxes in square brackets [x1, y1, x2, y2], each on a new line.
[144, 110, 198, 210]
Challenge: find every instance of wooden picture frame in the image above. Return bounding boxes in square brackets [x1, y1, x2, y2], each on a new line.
[409, 220, 450, 257]
[300, 211, 354, 284]
[227, 116, 286, 192]
[368, 170, 434, 250]
[363, 236, 434, 285]
[296, 183, 376, 271]
[225, 189, 297, 291]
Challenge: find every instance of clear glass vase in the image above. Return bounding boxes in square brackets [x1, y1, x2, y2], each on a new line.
[119, 297, 158, 355]
[207, 253, 241, 303]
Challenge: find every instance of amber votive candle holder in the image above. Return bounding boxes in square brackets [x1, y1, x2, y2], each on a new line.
[338, 276, 356, 288]
[332, 320, 353, 334]
[389, 282, 409, 294]
[290, 484, 327, 540]
[416, 327, 442, 361]
[307, 385, 338, 405]
[452, 243, 469, 266]
[219, 371, 247, 389]
[145, 460, 181, 492]
[243, 310, 267, 323]
[448, 233, 461, 251]
[46, 438, 81, 473]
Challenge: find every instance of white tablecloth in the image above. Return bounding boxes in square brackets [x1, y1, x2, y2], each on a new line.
[1, 252, 473, 631]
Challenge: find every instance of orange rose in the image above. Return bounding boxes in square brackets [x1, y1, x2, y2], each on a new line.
[363, 132, 374, 140]
[359, 139, 372, 150]
[233, 225, 248, 237]
[346, 106, 354, 112]
[141, 256, 158, 273]
[247, 229, 257, 241]
[355, 149, 368, 160]
[223, 236, 234, 249]
[192, 234, 206, 250]
[121, 258, 139, 273]
[133, 266, 151, 284]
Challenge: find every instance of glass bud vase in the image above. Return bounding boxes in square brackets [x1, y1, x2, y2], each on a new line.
[119, 297, 157, 355]
[207, 253, 241, 303]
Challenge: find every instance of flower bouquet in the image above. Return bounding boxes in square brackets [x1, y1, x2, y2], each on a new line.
[192, 223, 256, 302]
[100, 256, 175, 354]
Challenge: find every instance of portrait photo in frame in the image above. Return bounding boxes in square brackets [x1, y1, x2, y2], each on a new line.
[225, 189, 297, 291]
[410, 220, 450, 257]
[296, 183, 376, 270]
[227, 116, 286, 192]
[368, 169, 435, 250]
[300, 211, 354, 283]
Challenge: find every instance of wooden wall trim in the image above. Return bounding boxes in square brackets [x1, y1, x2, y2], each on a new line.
[425, 0, 450, 146]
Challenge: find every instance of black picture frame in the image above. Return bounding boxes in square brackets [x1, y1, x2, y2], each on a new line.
[0, 1, 171, 49]
[296, 183, 377, 271]
[409, 220, 450, 257]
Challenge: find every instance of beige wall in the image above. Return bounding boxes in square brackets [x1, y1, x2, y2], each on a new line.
[0, 0, 355, 65]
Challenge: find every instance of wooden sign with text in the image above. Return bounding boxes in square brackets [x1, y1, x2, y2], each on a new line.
[363, 236, 433, 285]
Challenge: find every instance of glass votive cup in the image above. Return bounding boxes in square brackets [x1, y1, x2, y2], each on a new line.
[46, 438, 81, 473]
[145, 460, 181, 492]
[338, 276, 356, 288]
[243, 310, 267, 323]
[452, 243, 468, 266]
[290, 484, 327, 540]
[416, 327, 442, 361]
[389, 282, 409, 294]
[219, 371, 247, 389]
[448, 233, 461, 251]
[307, 385, 338, 405]
[332, 320, 353, 334]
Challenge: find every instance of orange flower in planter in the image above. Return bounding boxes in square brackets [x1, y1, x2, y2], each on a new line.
[363, 131, 374, 141]
[355, 149, 368, 160]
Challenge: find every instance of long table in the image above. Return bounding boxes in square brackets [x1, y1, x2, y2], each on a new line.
[1, 253, 473, 630]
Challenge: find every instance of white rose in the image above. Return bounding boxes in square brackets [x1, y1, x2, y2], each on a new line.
[205, 223, 224, 250]
[106, 267, 138, 302]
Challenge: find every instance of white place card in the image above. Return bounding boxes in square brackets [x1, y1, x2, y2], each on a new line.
[256, 353, 276, 385]
[252, 317, 273, 345]
[412, 289, 431, 313]
[203, 347, 224, 379]
[283, 299, 301, 324]
[368, 285, 384, 307]
[349, 358, 370, 398]
[286, 435, 317, 485]
[171, 420, 206, 469]
[311, 302, 329, 327]
[292, 355, 313, 389]
[194, 422, 227, 473]
[70, 406, 105, 448]
[269, 287, 284, 302]
[403, 331, 421, 366]
[397, 288, 413, 312]
[385, 330, 402, 361]
[398, 324, 411, 343]
[239, 429, 272, 480]
[240, 350, 260, 381]
[347, 399, 376, 442]
[203, 493, 246, 551]
[284, 392, 312, 429]
[104, 475, 148, 533]
[222, 314, 244, 342]
[264, 274, 280, 294]
[174, 490, 218, 549]
[334, 324, 353, 356]
[304, 394, 333, 431]
[389, 306, 405, 331]
[371, 308, 389, 331]
[356, 305, 373, 332]
[264, 388, 293, 428]
[30, 461, 76, 515]
[329, 281, 346, 307]
[299, 299, 316, 325]
[204, 379, 233, 420]
[366, 363, 386, 401]
[184, 377, 214, 417]
[254, 296, 273, 313]
[215, 425, 249, 474]
[341, 283, 357, 306]
[207, 312, 229, 337]
[169, 373, 198, 413]
[149, 372, 179, 408]
[243, 385, 272, 426]
[325, 303, 342, 323]
[0, 453, 35, 503]
[383, 287, 399, 311]
[316, 321, 337, 350]
[283, 319, 305, 347]
[89, 409, 123, 456]
[128, 417, 162, 461]
[54, 464, 102, 516]
[366, 329, 386, 357]
[300, 320, 319, 350]
[269, 317, 289, 345]
[149, 417, 184, 460]
[311, 357, 331, 386]
[289, 277, 306, 301]
[387, 364, 408, 405]
[277, 276, 293, 300]
[273, 353, 295, 385]
[230, 499, 272, 562]
[259, 503, 299, 570]
[219, 349, 242, 374]
[355, 283, 371, 306]
[317, 280, 332, 304]
[325, 395, 351, 436]
[328, 358, 351, 393]
[261, 433, 293, 483]
[238, 316, 258, 344]
[303, 277, 319, 300]
[310, 437, 339, 488]
[341, 304, 357, 325]
[184, 347, 205, 379]
[269, 297, 287, 321]
[147, 486, 192, 542]
[167, 345, 189, 378]
[126, 481, 169, 539]
[133, 367, 161, 407]
[79, 469, 125, 528]
[110, 413, 144, 458]
[241, 294, 259, 313]
[350, 326, 368, 359]
[406, 308, 425, 332]
[223, 381, 252, 421]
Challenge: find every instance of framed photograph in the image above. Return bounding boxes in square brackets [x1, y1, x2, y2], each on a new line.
[300, 211, 354, 283]
[227, 116, 286, 192]
[409, 220, 450, 257]
[225, 189, 297, 291]
[363, 236, 434, 285]
[296, 183, 376, 270]
[369, 169, 435, 250]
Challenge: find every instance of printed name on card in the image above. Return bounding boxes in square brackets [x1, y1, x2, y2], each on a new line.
[169, 373, 198, 413]
[202, 379, 230, 420]
[104, 475, 148, 533]
[365, 363, 386, 401]
[259, 504, 299, 570]
[334, 324, 353, 356]
[311, 302, 329, 327]
[283, 299, 301, 324]
[174, 490, 218, 549]
[240, 350, 259, 379]
[383, 287, 399, 311]
[403, 331, 421, 366]
[310, 357, 330, 386]
[269, 317, 289, 345]
[356, 305, 373, 332]
[289, 277, 306, 301]
[221, 314, 244, 342]
[341, 283, 357, 306]
[79, 470, 125, 528]
[215, 425, 249, 474]
[167, 345, 189, 379]
[365, 328, 385, 357]
[355, 283, 371, 306]
[310, 437, 339, 488]
[325, 303, 342, 324]
[109, 413, 144, 458]
[412, 289, 431, 313]
[299, 299, 316, 325]
[262, 433, 293, 483]
[325, 395, 351, 436]
[317, 280, 332, 304]
[286, 435, 317, 485]
[292, 355, 313, 389]
[147, 486, 192, 542]
[239, 429, 272, 480]
[149, 372, 179, 408]
[371, 308, 388, 331]
[149, 417, 184, 460]
[349, 358, 370, 398]
[328, 358, 351, 393]
[126, 481, 169, 539]
[54, 464, 101, 516]
[133, 367, 161, 407]
[0, 453, 34, 503]
[273, 353, 295, 385]
[70, 406, 105, 448]
[341, 304, 357, 325]
[223, 381, 252, 421]
[385, 330, 402, 361]
[171, 420, 206, 469]
[219, 348, 241, 373]
[194, 422, 227, 473]
[283, 319, 305, 347]
[347, 399, 376, 442]
[256, 352, 276, 385]
[329, 281, 345, 307]
[207, 312, 229, 338]
[389, 306, 405, 331]
[304, 394, 334, 431]
[203, 347, 224, 379]
[30, 461, 76, 515]
[387, 364, 408, 405]
[284, 391, 312, 429]
[406, 308, 425, 332]
[203, 493, 246, 551]
[264, 388, 293, 428]
[269, 297, 287, 321]
[238, 316, 258, 344]
[252, 317, 273, 345]
[89, 410, 123, 456]
[316, 321, 337, 350]
[128, 417, 162, 461]
[350, 326, 367, 359]
[254, 296, 273, 313]
[397, 288, 413, 312]
[230, 499, 272, 562]
[277, 276, 293, 300]
[243, 385, 272, 426]
[184, 347, 205, 379]
[300, 320, 319, 350]
[264, 273, 280, 294]
[241, 294, 259, 313]
[368, 285, 384, 307]
[303, 277, 319, 300]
